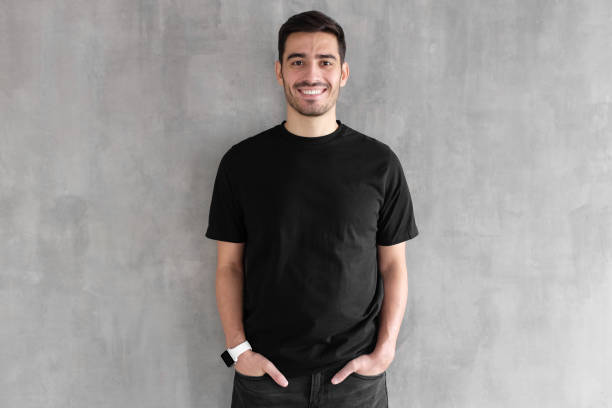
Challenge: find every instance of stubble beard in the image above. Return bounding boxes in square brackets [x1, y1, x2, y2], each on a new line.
[282, 75, 339, 117]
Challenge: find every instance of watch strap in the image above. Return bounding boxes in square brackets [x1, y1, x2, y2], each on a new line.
[221, 340, 252, 367]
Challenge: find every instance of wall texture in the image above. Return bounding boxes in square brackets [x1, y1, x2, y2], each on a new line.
[1, 1, 611, 407]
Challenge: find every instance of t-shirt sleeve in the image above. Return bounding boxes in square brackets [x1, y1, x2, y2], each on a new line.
[204, 147, 247, 243]
[376, 147, 419, 246]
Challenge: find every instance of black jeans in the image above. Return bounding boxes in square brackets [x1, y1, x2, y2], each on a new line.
[230, 360, 388, 408]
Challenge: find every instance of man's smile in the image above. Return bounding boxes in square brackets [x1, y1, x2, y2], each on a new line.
[297, 87, 328, 98]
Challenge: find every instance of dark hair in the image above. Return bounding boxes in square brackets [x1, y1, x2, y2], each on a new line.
[278, 10, 346, 65]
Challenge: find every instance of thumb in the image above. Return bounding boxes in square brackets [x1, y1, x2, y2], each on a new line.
[263, 360, 289, 388]
[330, 363, 354, 385]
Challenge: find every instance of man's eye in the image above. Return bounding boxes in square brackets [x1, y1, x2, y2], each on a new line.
[291, 60, 332, 66]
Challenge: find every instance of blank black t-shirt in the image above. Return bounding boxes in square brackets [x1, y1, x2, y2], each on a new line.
[205, 119, 419, 377]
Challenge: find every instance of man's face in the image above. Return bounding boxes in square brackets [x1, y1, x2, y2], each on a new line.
[275, 31, 349, 117]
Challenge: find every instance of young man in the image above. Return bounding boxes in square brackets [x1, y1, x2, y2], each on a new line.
[205, 10, 419, 407]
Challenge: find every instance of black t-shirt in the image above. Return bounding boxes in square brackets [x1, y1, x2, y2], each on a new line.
[205, 119, 419, 377]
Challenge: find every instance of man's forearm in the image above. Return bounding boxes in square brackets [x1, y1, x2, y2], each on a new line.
[216, 265, 247, 348]
[374, 265, 408, 355]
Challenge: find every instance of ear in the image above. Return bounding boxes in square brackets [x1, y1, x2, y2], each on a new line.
[340, 61, 349, 87]
[275, 60, 283, 86]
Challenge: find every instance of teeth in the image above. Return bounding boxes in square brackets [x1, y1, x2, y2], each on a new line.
[301, 89, 324, 95]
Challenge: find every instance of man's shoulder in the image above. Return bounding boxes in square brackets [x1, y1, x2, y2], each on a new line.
[218, 124, 278, 165]
[229, 123, 278, 153]
[345, 123, 390, 146]
[342, 123, 395, 159]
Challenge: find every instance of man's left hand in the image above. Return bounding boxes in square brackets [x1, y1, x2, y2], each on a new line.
[330, 348, 395, 385]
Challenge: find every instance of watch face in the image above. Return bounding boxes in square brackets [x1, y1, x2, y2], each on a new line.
[221, 350, 235, 367]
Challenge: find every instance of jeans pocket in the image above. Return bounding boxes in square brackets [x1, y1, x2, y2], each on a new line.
[351, 370, 386, 380]
[235, 369, 267, 380]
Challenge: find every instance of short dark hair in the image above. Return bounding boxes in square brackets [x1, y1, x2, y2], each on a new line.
[278, 10, 346, 65]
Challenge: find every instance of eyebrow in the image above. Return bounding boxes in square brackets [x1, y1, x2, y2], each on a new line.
[286, 53, 337, 61]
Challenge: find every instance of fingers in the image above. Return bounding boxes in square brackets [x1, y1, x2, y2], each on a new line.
[330, 362, 356, 385]
[331, 356, 363, 384]
[330, 369, 350, 384]
[263, 361, 289, 387]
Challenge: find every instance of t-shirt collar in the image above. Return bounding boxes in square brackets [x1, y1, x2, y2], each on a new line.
[278, 120, 345, 145]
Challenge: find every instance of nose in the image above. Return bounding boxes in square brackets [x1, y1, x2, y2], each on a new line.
[303, 61, 324, 86]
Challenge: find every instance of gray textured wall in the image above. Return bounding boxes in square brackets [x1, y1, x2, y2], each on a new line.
[2, 1, 611, 407]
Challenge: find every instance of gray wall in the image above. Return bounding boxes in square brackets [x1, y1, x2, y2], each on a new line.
[2, 1, 611, 407]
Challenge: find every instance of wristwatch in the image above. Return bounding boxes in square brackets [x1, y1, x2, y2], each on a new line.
[221, 340, 252, 367]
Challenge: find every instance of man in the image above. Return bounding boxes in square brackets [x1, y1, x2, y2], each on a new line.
[205, 10, 419, 408]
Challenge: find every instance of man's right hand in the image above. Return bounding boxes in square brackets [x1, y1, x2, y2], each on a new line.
[234, 350, 289, 387]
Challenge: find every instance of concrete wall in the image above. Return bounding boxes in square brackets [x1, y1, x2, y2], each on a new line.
[1, 1, 611, 407]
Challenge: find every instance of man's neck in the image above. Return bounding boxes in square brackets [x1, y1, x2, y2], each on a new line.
[284, 110, 339, 137]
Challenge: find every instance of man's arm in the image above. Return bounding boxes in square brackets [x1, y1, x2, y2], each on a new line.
[214, 240, 290, 386]
[330, 241, 410, 383]
[215, 241, 247, 349]
[374, 241, 409, 357]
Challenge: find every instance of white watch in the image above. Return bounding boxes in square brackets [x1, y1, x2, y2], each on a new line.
[221, 340, 252, 367]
